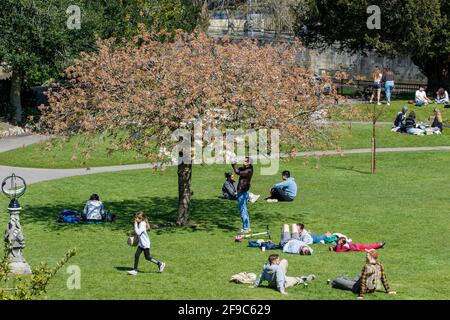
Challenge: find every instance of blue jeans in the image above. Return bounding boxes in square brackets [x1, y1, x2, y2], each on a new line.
[310, 233, 327, 244]
[415, 101, 426, 107]
[237, 192, 250, 230]
[384, 81, 394, 103]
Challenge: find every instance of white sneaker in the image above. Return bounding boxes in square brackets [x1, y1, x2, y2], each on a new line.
[159, 262, 166, 273]
[377, 102, 381, 105]
[249, 194, 260, 203]
[267, 199, 278, 203]
[127, 270, 138, 276]
[387, 103, 391, 106]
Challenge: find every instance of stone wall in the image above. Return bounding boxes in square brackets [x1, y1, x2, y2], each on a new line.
[304, 47, 427, 84]
[208, 18, 427, 84]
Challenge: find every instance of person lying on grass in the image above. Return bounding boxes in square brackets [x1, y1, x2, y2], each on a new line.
[251, 254, 315, 295]
[280, 224, 314, 255]
[329, 250, 396, 299]
[297, 223, 350, 245]
[266, 170, 297, 203]
[329, 237, 385, 252]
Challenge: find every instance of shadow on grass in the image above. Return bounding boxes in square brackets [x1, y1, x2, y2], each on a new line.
[21, 196, 306, 235]
[329, 166, 371, 175]
[21, 197, 254, 234]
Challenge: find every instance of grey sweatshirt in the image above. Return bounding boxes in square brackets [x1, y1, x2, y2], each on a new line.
[254, 263, 286, 293]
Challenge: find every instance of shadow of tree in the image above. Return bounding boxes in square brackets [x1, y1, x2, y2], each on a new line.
[21, 196, 306, 236]
[329, 166, 371, 175]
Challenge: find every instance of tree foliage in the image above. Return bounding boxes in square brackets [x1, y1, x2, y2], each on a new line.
[37, 30, 338, 224]
[294, 0, 450, 89]
[0, 243, 76, 300]
[0, 0, 201, 123]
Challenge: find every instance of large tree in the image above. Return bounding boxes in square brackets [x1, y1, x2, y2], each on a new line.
[294, 0, 450, 90]
[0, 0, 201, 124]
[38, 30, 337, 225]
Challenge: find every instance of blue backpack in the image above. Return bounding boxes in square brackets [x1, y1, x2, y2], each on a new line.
[57, 209, 81, 223]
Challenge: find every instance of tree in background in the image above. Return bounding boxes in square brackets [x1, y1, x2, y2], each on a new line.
[38, 30, 337, 225]
[294, 0, 450, 91]
[0, 0, 201, 124]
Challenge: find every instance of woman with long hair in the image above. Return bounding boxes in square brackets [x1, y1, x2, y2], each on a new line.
[127, 211, 165, 275]
[369, 67, 383, 105]
[436, 88, 449, 104]
[431, 108, 444, 132]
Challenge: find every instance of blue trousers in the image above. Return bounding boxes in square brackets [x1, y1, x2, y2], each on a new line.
[237, 191, 250, 230]
[384, 81, 394, 103]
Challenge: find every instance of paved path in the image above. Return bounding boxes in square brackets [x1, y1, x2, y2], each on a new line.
[0, 134, 51, 153]
[0, 134, 449, 185]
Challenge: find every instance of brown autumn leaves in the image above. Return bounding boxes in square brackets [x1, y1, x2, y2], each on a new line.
[38, 29, 338, 161]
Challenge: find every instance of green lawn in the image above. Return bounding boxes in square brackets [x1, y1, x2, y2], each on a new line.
[337, 123, 450, 150]
[0, 120, 448, 169]
[1, 151, 449, 300]
[0, 134, 148, 169]
[334, 99, 450, 123]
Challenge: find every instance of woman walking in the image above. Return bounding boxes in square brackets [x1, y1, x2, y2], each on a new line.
[128, 212, 165, 275]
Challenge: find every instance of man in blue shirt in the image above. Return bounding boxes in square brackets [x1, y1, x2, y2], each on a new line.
[266, 170, 297, 203]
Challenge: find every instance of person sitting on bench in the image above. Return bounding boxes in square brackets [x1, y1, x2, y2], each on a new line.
[280, 224, 313, 255]
[266, 171, 297, 203]
[251, 254, 315, 295]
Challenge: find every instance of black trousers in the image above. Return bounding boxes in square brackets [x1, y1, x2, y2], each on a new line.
[134, 246, 159, 270]
[270, 188, 294, 202]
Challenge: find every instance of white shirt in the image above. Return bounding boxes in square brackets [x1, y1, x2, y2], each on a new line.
[415, 90, 427, 102]
[135, 221, 150, 249]
[83, 200, 104, 220]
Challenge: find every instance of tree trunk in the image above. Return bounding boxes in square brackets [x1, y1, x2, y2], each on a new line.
[10, 72, 22, 124]
[371, 119, 376, 174]
[176, 162, 192, 226]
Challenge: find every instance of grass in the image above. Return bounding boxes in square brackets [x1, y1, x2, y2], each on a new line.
[337, 123, 450, 150]
[0, 112, 448, 169]
[334, 99, 450, 123]
[0, 134, 147, 169]
[0, 151, 449, 300]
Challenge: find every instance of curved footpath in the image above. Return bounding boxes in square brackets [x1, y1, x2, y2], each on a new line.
[0, 134, 449, 185]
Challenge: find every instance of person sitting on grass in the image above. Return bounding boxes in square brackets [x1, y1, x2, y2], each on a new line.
[415, 86, 432, 106]
[329, 250, 396, 299]
[393, 106, 408, 133]
[280, 224, 313, 255]
[436, 88, 449, 104]
[329, 237, 385, 252]
[222, 172, 260, 203]
[405, 111, 425, 135]
[430, 108, 444, 133]
[82, 194, 115, 222]
[266, 171, 297, 203]
[251, 254, 315, 295]
[83, 194, 105, 221]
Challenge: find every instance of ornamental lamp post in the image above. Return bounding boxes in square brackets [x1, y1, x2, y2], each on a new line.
[1, 173, 31, 275]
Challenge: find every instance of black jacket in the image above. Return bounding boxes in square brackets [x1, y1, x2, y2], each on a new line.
[232, 164, 253, 193]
